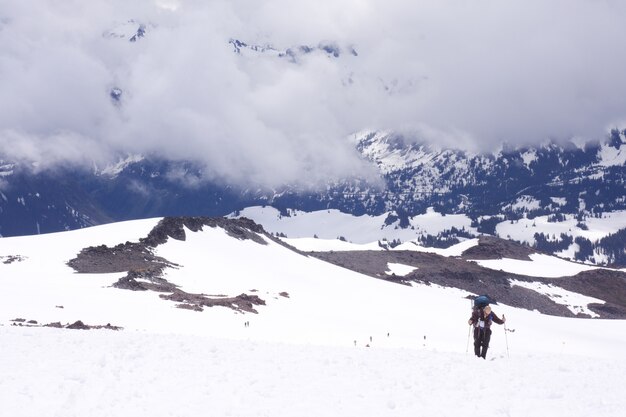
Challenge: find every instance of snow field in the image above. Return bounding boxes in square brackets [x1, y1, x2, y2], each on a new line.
[1, 326, 624, 417]
[0, 218, 166, 330]
[385, 262, 416, 276]
[152, 225, 477, 348]
[496, 210, 626, 245]
[232, 206, 476, 244]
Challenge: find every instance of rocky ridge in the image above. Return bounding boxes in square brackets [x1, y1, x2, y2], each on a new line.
[68, 217, 267, 313]
[309, 236, 626, 319]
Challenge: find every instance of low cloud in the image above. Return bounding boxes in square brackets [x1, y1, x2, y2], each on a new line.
[1, 0, 625, 186]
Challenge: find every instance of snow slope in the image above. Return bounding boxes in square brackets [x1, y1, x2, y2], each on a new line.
[2, 326, 624, 417]
[1, 218, 625, 416]
[496, 210, 626, 244]
[473, 253, 599, 277]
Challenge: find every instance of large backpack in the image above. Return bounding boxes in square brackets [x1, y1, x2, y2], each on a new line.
[473, 294, 493, 308]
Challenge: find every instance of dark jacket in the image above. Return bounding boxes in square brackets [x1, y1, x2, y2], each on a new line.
[469, 308, 504, 329]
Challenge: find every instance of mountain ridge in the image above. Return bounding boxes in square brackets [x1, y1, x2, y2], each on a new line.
[1, 129, 625, 266]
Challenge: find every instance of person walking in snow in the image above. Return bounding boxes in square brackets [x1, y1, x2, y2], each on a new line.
[468, 305, 505, 359]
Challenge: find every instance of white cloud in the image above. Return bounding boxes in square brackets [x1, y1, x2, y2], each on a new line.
[1, 0, 625, 186]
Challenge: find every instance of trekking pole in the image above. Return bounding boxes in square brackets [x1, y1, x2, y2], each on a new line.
[503, 314, 510, 358]
[466, 298, 473, 355]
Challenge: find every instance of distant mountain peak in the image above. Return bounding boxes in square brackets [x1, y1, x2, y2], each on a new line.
[103, 19, 150, 42]
[228, 38, 357, 63]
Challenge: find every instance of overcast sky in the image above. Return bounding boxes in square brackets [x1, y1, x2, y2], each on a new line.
[1, 0, 625, 186]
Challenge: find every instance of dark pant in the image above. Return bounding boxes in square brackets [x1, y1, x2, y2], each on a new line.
[474, 327, 492, 359]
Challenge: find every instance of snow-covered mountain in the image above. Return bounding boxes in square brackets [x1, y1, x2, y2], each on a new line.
[228, 38, 357, 62]
[1, 216, 625, 416]
[351, 128, 626, 217]
[1, 129, 625, 266]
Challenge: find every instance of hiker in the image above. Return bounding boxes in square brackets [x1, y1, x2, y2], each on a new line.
[468, 305, 505, 359]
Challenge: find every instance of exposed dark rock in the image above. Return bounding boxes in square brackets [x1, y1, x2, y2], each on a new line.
[160, 290, 265, 314]
[587, 303, 625, 318]
[461, 236, 535, 261]
[67, 242, 176, 274]
[112, 275, 148, 291]
[1, 255, 26, 264]
[101, 323, 123, 331]
[66, 320, 90, 330]
[111, 268, 171, 291]
[557, 269, 626, 319]
[62, 320, 122, 330]
[140, 216, 267, 247]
